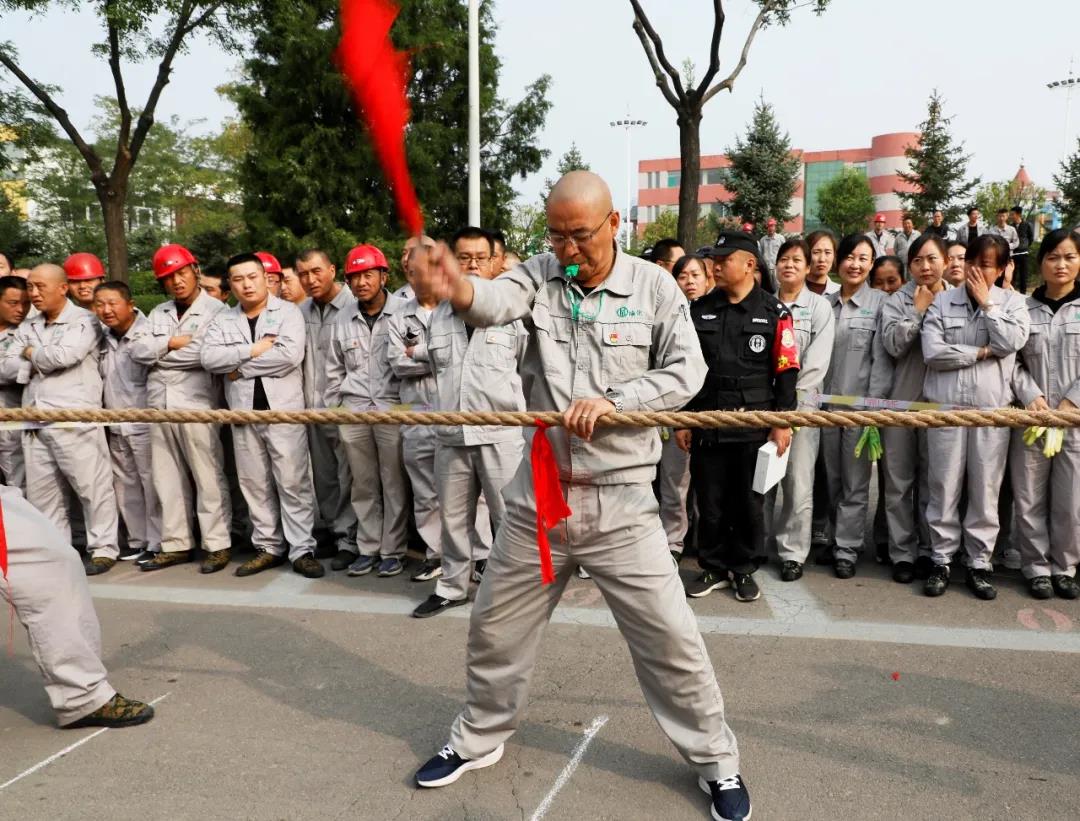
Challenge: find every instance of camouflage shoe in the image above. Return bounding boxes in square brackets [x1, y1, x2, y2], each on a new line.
[65, 694, 155, 729]
[84, 556, 116, 576]
[235, 550, 286, 577]
[200, 548, 232, 574]
[140, 550, 193, 572]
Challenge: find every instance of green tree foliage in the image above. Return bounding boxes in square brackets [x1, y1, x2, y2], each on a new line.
[0, 0, 256, 279]
[974, 177, 1048, 225]
[629, 0, 831, 249]
[639, 209, 680, 250]
[542, 142, 591, 198]
[232, 0, 551, 266]
[724, 97, 801, 226]
[896, 90, 980, 225]
[817, 168, 875, 238]
[1054, 136, 1080, 228]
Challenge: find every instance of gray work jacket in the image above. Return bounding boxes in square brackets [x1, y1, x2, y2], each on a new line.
[880, 279, 940, 401]
[131, 289, 228, 410]
[200, 296, 307, 411]
[0, 326, 24, 409]
[386, 298, 438, 410]
[301, 284, 354, 409]
[428, 299, 528, 447]
[324, 291, 406, 410]
[100, 311, 153, 435]
[893, 230, 921, 264]
[1012, 295, 1080, 408]
[824, 283, 893, 399]
[7, 302, 104, 410]
[461, 248, 706, 485]
[922, 285, 1029, 407]
[782, 286, 835, 408]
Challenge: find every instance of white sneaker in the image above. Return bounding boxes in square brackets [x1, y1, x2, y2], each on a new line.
[576, 565, 590, 580]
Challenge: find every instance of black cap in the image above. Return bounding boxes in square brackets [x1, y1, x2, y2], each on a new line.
[706, 231, 759, 259]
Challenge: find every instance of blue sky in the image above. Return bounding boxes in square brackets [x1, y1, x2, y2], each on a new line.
[4, 0, 1077, 217]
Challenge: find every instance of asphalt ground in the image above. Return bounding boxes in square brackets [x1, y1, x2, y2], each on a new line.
[3, 542, 1079, 821]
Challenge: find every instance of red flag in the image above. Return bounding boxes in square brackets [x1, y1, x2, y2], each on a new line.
[336, 0, 424, 236]
[531, 422, 571, 585]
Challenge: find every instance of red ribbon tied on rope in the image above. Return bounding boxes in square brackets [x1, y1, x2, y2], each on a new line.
[335, 0, 424, 236]
[531, 421, 571, 585]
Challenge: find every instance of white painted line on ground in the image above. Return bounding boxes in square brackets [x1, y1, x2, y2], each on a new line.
[85, 581, 1080, 654]
[529, 715, 609, 821]
[0, 692, 171, 792]
[755, 572, 829, 623]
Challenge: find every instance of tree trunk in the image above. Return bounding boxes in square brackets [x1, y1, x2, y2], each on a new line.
[677, 106, 703, 251]
[98, 182, 129, 282]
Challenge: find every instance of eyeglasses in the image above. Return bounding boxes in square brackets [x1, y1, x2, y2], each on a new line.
[456, 254, 491, 265]
[546, 211, 614, 249]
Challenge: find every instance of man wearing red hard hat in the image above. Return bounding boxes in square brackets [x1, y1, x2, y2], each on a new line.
[866, 213, 895, 259]
[255, 251, 283, 298]
[62, 252, 106, 310]
[324, 243, 410, 577]
[131, 244, 234, 574]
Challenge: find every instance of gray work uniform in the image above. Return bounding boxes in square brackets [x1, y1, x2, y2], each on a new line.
[387, 299, 443, 560]
[0, 325, 26, 487]
[758, 233, 784, 274]
[324, 291, 409, 559]
[987, 223, 1020, 252]
[446, 250, 742, 783]
[100, 312, 161, 554]
[821, 283, 893, 562]
[657, 428, 691, 554]
[879, 280, 935, 565]
[893, 230, 921, 264]
[865, 230, 895, 259]
[5, 302, 119, 560]
[772, 287, 835, 564]
[0, 486, 116, 725]
[201, 296, 316, 561]
[301, 286, 358, 553]
[131, 290, 233, 554]
[1009, 293, 1080, 578]
[427, 300, 528, 601]
[922, 285, 1029, 570]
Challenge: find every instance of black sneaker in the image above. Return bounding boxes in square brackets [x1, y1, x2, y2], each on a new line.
[685, 570, 730, 598]
[118, 546, 142, 561]
[780, 560, 803, 582]
[924, 564, 950, 597]
[330, 549, 359, 572]
[412, 593, 468, 619]
[471, 559, 487, 583]
[1029, 576, 1053, 600]
[875, 542, 890, 565]
[914, 555, 935, 580]
[411, 559, 443, 582]
[966, 568, 997, 600]
[833, 558, 856, 579]
[415, 743, 504, 787]
[892, 561, 915, 584]
[699, 774, 752, 821]
[732, 573, 760, 602]
[134, 550, 158, 567]
[1051, 574, 1080, 600]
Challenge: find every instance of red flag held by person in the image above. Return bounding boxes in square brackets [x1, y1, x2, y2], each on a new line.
[531, 422, 571, 585]
[335, 0, 424, 236]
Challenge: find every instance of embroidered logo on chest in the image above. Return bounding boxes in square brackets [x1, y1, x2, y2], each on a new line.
[748, 334, 767, 354]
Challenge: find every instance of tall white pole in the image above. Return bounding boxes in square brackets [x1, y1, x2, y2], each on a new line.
[468, 0, 481, 226]
[610, 118, 646, 251]
[1047, 59, 1078, 163]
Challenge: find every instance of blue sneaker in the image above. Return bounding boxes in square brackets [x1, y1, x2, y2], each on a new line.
[699, 774, 752, 821]
[347, 555, 378, 576]
[416, 743, 504, 788]
[377, 557, 404, 577]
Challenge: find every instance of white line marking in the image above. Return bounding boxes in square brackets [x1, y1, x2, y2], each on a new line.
[0, 692, 171, 792]
[755, 572, 829, 623]
[530, 715, 609, 821]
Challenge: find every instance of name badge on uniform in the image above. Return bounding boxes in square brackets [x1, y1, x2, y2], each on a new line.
[752, 317, 768, 325]
[859, 308, 873, 316]
[748, 334, 767, 354]
[701, 314, 717, 320]
[796, 308, 812, 320]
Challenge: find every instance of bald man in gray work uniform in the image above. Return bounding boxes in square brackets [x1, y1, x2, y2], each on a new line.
[412, 172, 752, 821]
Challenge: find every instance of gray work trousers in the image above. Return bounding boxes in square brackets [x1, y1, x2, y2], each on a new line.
[434, 439, 522, 601]
[340, 423, 408, 559]
[773, 426, 820, 564]
[24, 427, 119, 560]
[820, 426, 871, 563]
[657, 432, 691, 554]
[308, 422, 357, 552]
[108, 428, 161, 553]
[1009, 429, 1080, 578]
[233, 423, 316, 561]
[449, 466, 741, 781]
[0, 428, 25, 488]
[926, 427, 1009, 571]
[151, 422, 232, 553]
[880, 427, 931, 565]
[403, 427, 442, 560]
[0, 489, 116, 725]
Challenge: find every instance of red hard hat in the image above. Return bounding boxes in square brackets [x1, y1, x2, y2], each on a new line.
[255, 251, 282, 274]
[152, 244, 198, 280]
[62, 252, 106, 281]
[344, 244, 388, 275]
[741, 222, 754, 233]
[874, 213, 886, 222]
[766, 217, 777, 227]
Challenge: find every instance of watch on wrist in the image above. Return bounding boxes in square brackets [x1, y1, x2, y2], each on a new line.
[605, 389, 624, 414]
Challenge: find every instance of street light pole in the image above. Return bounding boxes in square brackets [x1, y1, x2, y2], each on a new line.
[610, 118, 647, 251]
[1047, 59, 1079, 162]
[468, 0, 481, 226]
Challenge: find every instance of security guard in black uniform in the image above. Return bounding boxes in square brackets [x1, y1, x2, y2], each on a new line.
[679, 231, 800, 603]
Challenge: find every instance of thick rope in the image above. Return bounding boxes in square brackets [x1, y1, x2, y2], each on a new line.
[3, 407, 1080, 429]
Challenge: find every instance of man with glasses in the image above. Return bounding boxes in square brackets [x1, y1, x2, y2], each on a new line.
[411, 171, 751, 821]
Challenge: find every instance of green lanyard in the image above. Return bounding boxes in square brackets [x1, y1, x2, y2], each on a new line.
[566, 285, 604, 322]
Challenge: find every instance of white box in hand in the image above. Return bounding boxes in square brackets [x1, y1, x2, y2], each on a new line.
[752, 439, 789, 495]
